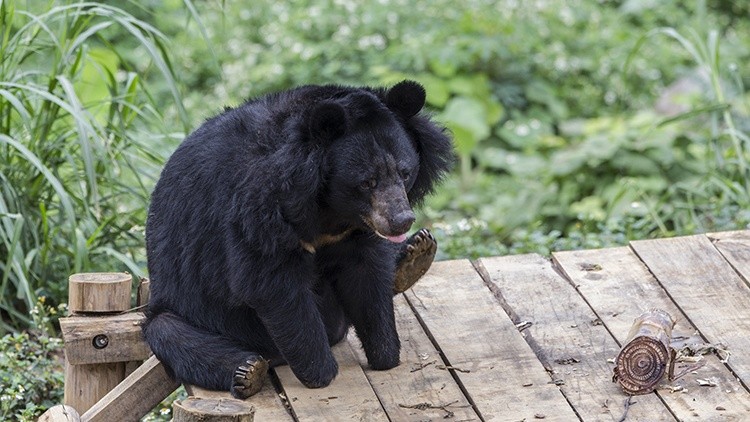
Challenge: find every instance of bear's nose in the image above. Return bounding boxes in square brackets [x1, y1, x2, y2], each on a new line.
[391, 210, 415, 234]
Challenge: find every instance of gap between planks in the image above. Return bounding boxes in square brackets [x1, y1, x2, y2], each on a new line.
[405, 259, 579, 421]
[554, 237, 750, 420]
[475, 254, 674, 421]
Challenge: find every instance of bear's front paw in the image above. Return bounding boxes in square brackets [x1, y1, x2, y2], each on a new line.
[298, 356, 339, 389]
[394, 228, 437, 293]
[231, 354, 269, 399]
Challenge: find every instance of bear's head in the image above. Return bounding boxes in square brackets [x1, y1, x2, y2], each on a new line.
[308, 81, 433, 242]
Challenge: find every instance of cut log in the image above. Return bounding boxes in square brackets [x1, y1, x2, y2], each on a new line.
[173, 397, 255, 422]
[68, 273, 132, 313]
[612, 308, 676, 395]
[38, 404, 81, 422]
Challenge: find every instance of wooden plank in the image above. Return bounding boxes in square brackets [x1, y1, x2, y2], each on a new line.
[477, 253, 674, 421]
[81, 355, 179, 422]
[347, 295, 478, 421]
[405, 259, 578, 421]
[60, 312, 151, 365]
[187, 377, 293, 421]
[709, 230, 750, 285]
[64, 361, 126, 414]
[631, 234, 750, 387]
[554, 245, 750, 420]
[275, 340, 388, 421]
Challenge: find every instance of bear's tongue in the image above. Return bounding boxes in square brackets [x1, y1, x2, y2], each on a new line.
[386, 233, 408, 243]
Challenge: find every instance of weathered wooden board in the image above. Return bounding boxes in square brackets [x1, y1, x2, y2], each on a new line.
[478, 253, 674, 421]
[60, 312, 150, 365]
[275, 340, 387, 421]
[186, 376, 293, 421]
[710, 230, 750, 285]
[554, 245, 750, 420]
[631, 234, 750, 388]
[405, 259, 578, 421]
[348, 294, 478, 421]
[80, 355, 179, 422]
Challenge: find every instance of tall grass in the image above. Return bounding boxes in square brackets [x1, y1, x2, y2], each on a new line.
[626, 25, 750, 233]
[0, 0, 187, 332]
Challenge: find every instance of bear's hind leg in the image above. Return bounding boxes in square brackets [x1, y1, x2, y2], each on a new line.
[142, 311, 268, 399]
[394, 228, 437, 294]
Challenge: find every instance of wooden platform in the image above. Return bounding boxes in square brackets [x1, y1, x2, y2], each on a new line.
[194, 230, 750, 421]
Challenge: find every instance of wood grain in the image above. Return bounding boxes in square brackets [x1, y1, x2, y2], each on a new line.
[60, 312, 150, 365]
[554, 244, 750, 420]
[478, 253, 674, 420]
[631, 234, 750, 387]
[186, 377, 293, 421]
[80, 355, 179, 422]
[405, 259, 578, 421]
[68, 273, 132, 313]
[275, 340, 387, 421]
[348, 294, 478, 421]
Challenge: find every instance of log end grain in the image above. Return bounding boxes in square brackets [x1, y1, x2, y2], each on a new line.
[613, 308, 676, 395]
[173, 397, 255, 422]
[68, 273, 132, 313]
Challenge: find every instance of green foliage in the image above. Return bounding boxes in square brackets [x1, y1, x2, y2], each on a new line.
[0, 298, 65, 421]
[155, 1, 749, 245]
[0, 0, 185, 331]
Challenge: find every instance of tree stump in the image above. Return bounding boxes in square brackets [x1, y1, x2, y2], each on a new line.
[173, 397, 255, 422]
[612, 308, 676, 395]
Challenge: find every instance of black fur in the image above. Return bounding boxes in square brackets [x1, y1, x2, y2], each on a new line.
[142, 81, 453, 392]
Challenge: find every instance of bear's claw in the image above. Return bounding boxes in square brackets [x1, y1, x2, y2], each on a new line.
[231, 354, 269, 399]
[394, 228, 437, 294]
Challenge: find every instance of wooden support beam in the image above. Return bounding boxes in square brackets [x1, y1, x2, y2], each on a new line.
[61, 312, 150, 365]
[81, 355, 179, 422]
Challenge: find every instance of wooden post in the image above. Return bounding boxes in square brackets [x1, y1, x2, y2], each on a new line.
[63, 273, 134, 413]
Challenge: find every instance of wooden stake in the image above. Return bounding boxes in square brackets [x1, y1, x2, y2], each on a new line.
[68, 273, 132, 313]
[612, 308, 676, 395]
[63, 272, 134, 414]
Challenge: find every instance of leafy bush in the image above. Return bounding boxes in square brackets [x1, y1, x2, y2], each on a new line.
[0, 1, 186, 331]
[152, 0, 749, 248]
[0, 298, 65, 421]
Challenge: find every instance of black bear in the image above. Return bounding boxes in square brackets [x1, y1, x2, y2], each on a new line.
[142, 80, 453, 398]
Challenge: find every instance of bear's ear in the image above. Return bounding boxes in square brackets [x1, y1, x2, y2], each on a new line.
[308, 101, 347, 142]
[385, 80, 426, 118]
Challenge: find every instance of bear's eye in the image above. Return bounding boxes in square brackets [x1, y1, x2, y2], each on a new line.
[400, 170, 410, 181]
[360, 178, 377, 190]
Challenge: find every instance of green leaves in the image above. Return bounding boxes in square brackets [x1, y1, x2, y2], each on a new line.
[440, 96, 489, 156]
[0, 0, 179, 332]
